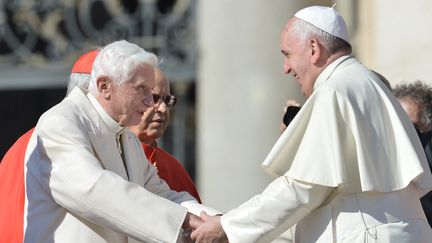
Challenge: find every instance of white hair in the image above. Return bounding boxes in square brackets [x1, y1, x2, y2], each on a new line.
[291, 19, 351, 54]
[88, 40, 158, 95]
[66, 73, 91, 95]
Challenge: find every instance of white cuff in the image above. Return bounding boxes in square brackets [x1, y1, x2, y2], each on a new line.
[180, 200, 222, 216]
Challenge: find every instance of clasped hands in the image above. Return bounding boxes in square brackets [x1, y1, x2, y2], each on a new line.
[184, 211, 228, 243]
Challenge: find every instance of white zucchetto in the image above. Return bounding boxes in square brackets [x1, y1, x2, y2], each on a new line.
[295, 5, 349, 43]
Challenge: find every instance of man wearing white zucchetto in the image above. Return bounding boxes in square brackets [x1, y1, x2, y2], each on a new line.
[190, 5, 432, 243]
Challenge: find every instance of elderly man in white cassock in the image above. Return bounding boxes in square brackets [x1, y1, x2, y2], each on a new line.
[23, 40, 219, 243]
[190, 5, 432, 243]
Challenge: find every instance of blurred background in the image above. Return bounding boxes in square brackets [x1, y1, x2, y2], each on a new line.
[0, 0, 431, 212]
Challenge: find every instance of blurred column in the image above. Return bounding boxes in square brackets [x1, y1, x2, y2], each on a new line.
[354, 0, 432, 85]
[197, 0, 330, 211]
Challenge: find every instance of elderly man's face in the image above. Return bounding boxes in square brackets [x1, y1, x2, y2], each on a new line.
[110, 64, 155, 127]
[398, 97, 427, 132]
[280, 18, 316, 97]
[129, 69, 171, 144]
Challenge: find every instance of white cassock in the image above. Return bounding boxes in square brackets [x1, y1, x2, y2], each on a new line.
[220, 56, 432, 242]
[23, 87, 215, 243]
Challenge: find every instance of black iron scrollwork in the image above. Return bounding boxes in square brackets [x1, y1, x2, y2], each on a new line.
[0, 0, 196, 79]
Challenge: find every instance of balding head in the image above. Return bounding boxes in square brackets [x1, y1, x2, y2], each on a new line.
[128, 68, 176, 144]
[154, 68, 170, 96]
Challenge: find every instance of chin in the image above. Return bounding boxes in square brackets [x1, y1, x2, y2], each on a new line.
[125, 118, 141, 127]
[302, 87, 313, 98]
[149, 129, 162, 137]
[153, 131, 163, 138]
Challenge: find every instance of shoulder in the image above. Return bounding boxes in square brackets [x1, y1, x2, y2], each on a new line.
[35, 94, 96, 140]
[320, 65, 378, 105]
[38, 100, 79, 129]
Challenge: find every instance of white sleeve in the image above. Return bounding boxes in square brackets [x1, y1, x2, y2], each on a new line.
[180, 200, 222, 216]
[30, 112, 187, 242]
[221, 176, 334, 243]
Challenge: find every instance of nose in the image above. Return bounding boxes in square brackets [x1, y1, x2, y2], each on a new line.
[154, 101, 169, 112]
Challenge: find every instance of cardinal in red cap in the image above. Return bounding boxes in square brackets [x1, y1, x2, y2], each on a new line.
[0, 49, 99, 243]
[71, 49, 99, 74]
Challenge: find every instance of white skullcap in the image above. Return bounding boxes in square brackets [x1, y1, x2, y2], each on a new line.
[294, 5, 349, 43]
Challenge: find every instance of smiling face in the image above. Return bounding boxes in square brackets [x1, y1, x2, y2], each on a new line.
[105, 63, 155, 127]
[280, 18, 318, 97]
[128, 69, 171, 144]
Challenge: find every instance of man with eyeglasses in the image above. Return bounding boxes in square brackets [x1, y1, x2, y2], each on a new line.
[129, 68, 201, 202]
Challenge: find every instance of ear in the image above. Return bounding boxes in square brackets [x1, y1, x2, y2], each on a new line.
[96, 76, 111, 99]
[308, 38, 321, 64]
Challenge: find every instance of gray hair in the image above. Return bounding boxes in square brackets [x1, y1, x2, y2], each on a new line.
[291, 18, 352, 54]
[88, 40, 158, 94]
[394, 80, 432, 131]
[66, 73, 91, 95]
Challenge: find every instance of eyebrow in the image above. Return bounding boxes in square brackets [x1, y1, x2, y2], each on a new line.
[281, 50, 289, 56]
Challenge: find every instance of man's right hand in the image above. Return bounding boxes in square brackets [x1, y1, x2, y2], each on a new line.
[280, 100, 301, 133]
[190, 212, 228, 243]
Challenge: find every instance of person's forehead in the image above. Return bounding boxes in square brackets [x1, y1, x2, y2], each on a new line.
[399, 97, 419, 105]
[153, 80, 170, 95]
[127, 64, 155, 84]
[282, 18, 297, 33]
[280, 28, 299, 52]
[135, 63, 155, 76]
[399, 98, 422, 113]
[281, 19, 298, 42]
[153, 68, 168, 86]
[280, 22, 291, 38]
[280, 29, 291, 48]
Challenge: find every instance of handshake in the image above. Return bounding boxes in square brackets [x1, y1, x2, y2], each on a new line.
[180, 201, 228, 243]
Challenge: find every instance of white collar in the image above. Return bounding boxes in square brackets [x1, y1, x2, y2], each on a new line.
[313, 55, 352, 91]
[87, 93, 125, 135]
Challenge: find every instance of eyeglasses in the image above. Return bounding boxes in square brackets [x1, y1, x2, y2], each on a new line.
[152, 94, 177, 108]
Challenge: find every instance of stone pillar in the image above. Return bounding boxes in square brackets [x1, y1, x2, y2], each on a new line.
[349, 0, 432, 86]
[197, 0, 330, 211]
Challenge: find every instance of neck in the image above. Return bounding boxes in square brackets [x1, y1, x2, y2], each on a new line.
[327, 50, 350, 64]
[141, 137, 156, 147]
[95, 94, 115, 120]
[316, 50, 350, 74]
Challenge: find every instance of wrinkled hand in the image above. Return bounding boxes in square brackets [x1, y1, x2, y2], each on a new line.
[184, 212, 202, 230]
[190, 212, 228, 243]
[280, 100, 301, 133]
[182, 213, 203, 242]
